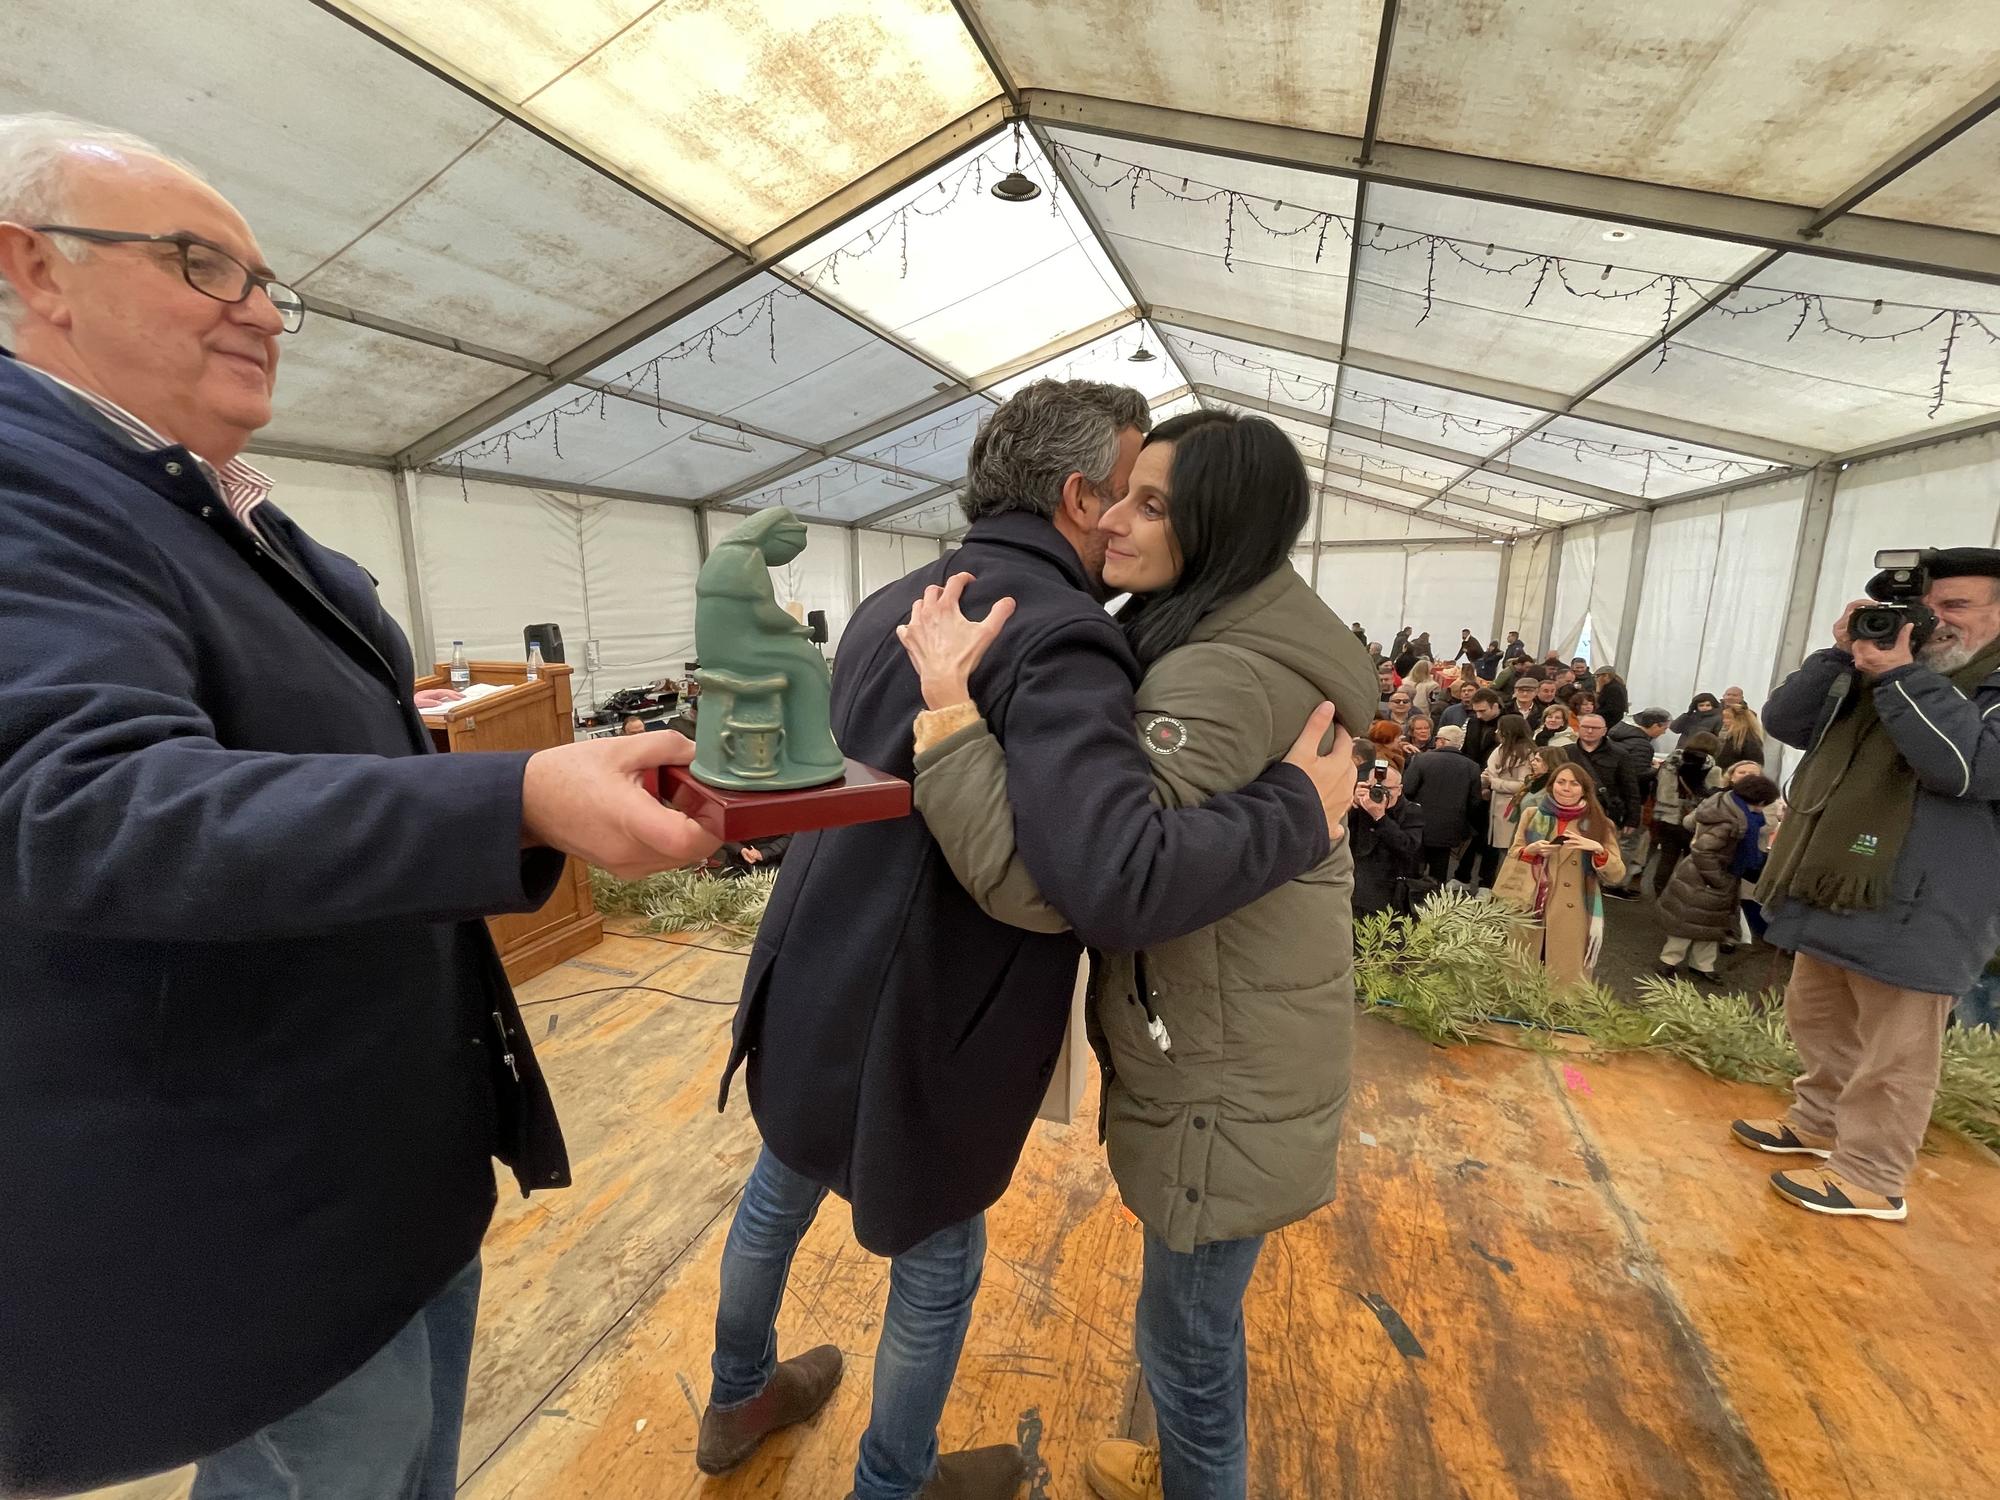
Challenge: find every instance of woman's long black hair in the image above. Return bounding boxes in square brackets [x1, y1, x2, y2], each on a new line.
[1120, 411, 1311, 667]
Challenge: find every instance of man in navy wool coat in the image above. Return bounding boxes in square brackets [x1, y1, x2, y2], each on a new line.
[0, 115, 720, 1497]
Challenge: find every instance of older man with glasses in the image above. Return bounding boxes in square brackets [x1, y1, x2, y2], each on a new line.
[0, 114, 720, 1497]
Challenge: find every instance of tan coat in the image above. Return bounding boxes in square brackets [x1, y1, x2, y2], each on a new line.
[912, 567, 1379, 1252]
[1491, 801, 1625, 987]
[1484, 748, 1533, 847]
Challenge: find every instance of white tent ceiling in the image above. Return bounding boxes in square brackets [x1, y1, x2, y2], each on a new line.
[6, 0, 1999, 547]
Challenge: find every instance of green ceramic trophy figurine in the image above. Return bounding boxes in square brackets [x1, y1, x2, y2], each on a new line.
[690, 507, 846, 791]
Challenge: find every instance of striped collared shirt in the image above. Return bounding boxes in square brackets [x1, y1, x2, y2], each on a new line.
[23, 364, 273, 530]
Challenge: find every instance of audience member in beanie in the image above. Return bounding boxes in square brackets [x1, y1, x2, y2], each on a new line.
[1404, 726, 1485, 884]
[1606, 708, 1672, 893]
[1649, 732, 1724, 895]
[1673, 691, 1723, 739]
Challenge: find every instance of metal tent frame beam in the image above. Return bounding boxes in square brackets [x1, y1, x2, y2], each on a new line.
[1152, 306, 1825, 467]
[1189, 383, 1643, 514]
[1413, 249, 1786, 516]
[391, 107, 1012, 466]
[1016, 90, 2000, 288]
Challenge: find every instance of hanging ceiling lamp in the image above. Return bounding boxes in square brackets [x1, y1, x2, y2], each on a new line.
[1127, 334, 1157, 364]
[991, 121, 1042, 203]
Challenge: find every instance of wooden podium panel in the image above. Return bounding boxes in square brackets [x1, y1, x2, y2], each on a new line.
[417, 660, 604, 984]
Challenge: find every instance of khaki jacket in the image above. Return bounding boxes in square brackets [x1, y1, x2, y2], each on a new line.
[913, 567, 1377, 1251]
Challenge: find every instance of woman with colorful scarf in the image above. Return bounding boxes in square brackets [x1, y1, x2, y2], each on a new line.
[1492, 761, 1626, 984]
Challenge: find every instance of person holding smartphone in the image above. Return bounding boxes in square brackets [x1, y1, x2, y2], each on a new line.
[1491, 761, 1625, 984]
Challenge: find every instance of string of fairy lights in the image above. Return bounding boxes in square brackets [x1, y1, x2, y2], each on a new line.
[1166, 333, 1779, 495]
[439, 124, 1998, 510]
[1049, 140, 1999, 419]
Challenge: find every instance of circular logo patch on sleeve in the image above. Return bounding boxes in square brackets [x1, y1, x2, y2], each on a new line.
[1143, 715, 1189, 756]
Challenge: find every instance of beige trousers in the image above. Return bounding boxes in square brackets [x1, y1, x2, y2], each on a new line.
[1782, 952, 1953, 1198]
[1660, 934, 1719, 972]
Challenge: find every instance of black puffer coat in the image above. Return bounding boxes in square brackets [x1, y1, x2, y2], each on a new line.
[1657, 791, 1748, 941]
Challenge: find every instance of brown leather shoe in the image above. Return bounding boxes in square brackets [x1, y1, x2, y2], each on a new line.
[696, 1344, 843, 1475]
[844, 1444, 1029, 1499]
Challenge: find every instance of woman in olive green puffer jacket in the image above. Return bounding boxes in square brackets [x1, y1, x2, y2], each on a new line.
[897, 411, 1377, 1500]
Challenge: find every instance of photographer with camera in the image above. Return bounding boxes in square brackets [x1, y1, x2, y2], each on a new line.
[1348, 744, 1425, 917]
[1734, 548, 2000, 1223]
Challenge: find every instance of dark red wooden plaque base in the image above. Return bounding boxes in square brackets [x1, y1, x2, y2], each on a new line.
[652, 759, 911, 842]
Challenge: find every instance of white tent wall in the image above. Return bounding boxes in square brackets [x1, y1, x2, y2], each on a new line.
[258, 458, 412, 640]
[1500, 533, 1556, 650]
[858, 530, 947, 598]
[1315, 549, 1409, 645]
[411, 473, 702, 707]
[1316, 494, 1468, 543]
[412, 474, 592, 685]
[1548, 513, 1638, 667]
[1314, 543, 1502, 651]
[577, 500, 701, 699]
[1622, 476, 1808, 720]
[1808, 430, 2000, 645]
[769, 522, 857, 652]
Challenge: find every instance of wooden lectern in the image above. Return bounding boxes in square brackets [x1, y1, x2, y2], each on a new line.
[414, 659, 603, 984]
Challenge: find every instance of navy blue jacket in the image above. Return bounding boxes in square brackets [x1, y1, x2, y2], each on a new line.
[0, 356, 568, 1494]
[720, 512, 1328, 1255]
[1763, 647, 2000, 995]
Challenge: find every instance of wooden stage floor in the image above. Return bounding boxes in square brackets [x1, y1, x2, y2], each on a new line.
[89, 918, 2000, 1500]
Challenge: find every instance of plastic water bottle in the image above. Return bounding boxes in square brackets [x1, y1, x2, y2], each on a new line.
[449, 641, 471, 691]
[525, 639, 543, 681]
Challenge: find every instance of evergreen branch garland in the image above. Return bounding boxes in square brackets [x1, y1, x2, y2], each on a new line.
[1356, 892, 2000, 1152]
[590, 867, 773, 944]
[586, 876, 1998, 1153]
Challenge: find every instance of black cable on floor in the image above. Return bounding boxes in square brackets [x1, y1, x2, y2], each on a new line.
[607, 928, 754, 958]
[517, 984, 738, 1010]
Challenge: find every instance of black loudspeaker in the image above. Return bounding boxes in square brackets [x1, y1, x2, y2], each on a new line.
[806, 610, 829, 645]
[524, 623, 565, 663]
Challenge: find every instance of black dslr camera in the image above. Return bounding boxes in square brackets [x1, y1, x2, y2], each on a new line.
[1851, 549, 1938, 653]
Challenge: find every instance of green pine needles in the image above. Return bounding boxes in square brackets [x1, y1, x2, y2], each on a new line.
[590, 866, 774, 944]
[584, 873, 1999, 1153]
[1355, 890, 2000, 1152]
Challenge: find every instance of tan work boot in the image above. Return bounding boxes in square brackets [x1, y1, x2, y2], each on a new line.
[1730, 1117, 1832, 1158]
[696, 1344, 843, 1475]
[1770, 1166, 1907, 1222]
[844, 1444, 1028, 1499]
[1086, 1439, 1165, 1500]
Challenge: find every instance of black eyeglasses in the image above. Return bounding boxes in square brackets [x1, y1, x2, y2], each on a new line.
[32, 226, 305, 333]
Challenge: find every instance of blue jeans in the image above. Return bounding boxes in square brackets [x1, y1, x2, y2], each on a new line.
[1134, 1229, 1266, 1500]
[1957, 972, 2000, 1030]
[711, 1147, 987, 1500]
[190, 1256, 482, 1500]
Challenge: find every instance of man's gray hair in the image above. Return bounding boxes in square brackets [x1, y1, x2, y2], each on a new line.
[0, 114, 197, 339]
[962, 378, 1153, 522]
